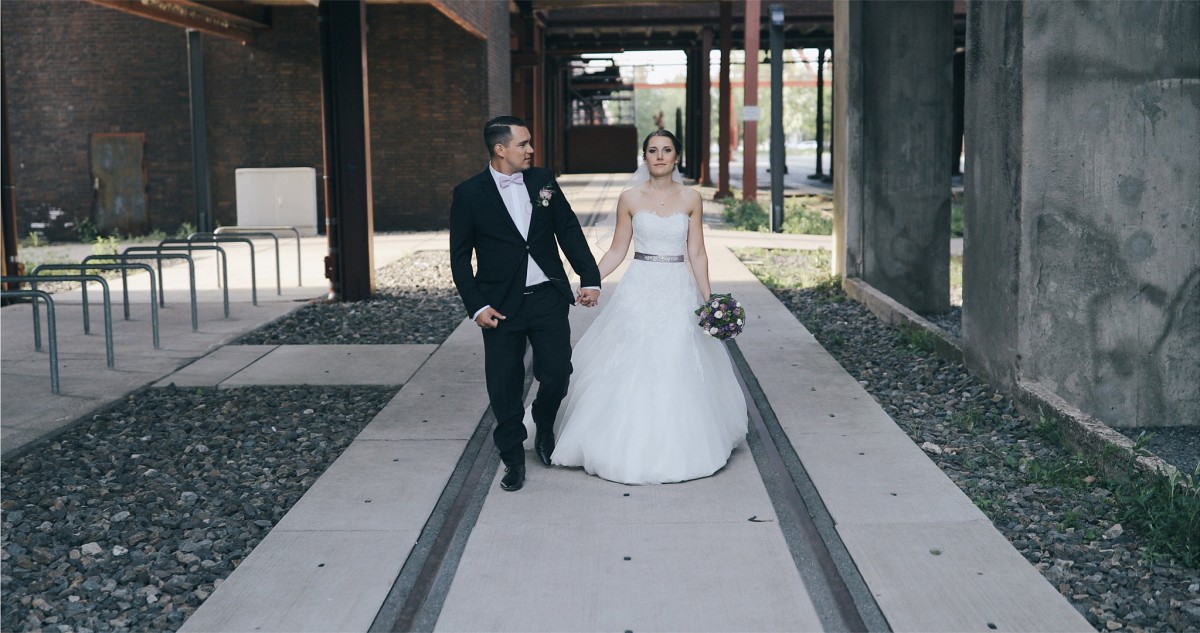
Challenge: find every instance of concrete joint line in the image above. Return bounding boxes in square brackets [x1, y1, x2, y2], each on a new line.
[369, 362, 537, 633]
[728, 341, 892, 633]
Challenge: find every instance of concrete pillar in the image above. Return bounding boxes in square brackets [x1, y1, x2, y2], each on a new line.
[832, 1, 863, 278]
[833, 0, 952, 314]
[967, 0, 1200, 428]
[962, 0, 1022, 391]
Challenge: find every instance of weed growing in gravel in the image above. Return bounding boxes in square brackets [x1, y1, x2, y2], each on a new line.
[1029, 415, 1200, 564]
[897, 323, 938, 353]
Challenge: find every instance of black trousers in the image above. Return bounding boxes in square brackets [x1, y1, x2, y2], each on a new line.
[481, 285, 572, 466]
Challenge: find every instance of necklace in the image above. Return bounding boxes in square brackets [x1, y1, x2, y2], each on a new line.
[648, 185, 672, 206]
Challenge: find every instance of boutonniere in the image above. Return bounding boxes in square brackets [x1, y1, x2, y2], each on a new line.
[537, 184, 554, 208]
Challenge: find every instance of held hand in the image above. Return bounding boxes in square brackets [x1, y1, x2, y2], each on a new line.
[577, 288, 600, 308]
[474, 307, 506, 329]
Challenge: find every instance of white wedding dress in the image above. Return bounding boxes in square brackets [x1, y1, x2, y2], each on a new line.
[548, 211, 748, 485]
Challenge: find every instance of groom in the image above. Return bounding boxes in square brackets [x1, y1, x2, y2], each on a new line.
[449, 116, 601, 492]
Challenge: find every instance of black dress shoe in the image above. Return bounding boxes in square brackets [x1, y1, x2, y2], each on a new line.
[500, 464, 525, 491]
[534, 431, 556, 466]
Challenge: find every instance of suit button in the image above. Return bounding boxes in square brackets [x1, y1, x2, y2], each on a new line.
[526, 245, 531, 251]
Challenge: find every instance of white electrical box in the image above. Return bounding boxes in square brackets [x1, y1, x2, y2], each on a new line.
[234, 167, 319, 236]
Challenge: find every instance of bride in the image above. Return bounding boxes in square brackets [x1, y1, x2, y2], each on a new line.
[549, 130, 748, 485]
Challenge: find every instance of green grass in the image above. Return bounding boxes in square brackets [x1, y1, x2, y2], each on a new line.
[722, 195, 834, 235]
[951, 199, 964, 238]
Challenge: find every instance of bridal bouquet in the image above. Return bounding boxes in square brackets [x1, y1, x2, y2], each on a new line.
[696, 293, 746, 341]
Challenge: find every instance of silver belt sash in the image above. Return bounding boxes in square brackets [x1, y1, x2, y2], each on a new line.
[633, 252, 684, 263]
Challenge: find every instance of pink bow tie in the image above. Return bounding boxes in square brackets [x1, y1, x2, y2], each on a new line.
[498, 172, 524, 188]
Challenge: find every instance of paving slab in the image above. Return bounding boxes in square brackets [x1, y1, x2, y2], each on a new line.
[177, 529, 418, 633]
[219, 344, 436, 387]
[791, 428, 987, 525]
[272, 439, 467, 533]
[153, 345, 277, 387]
[437, 447, 820, 633]
[437, 522, 822, 633]
[839, 521, 1093, 632]
[357, 377, 492, 441]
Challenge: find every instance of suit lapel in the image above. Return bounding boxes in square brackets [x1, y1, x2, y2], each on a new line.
[523, 172, 545, 234]
[477, 170, 523, 239]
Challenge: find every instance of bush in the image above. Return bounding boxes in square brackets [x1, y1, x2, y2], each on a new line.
[783, 196, 833, 235]
[722, 198, 770, 232]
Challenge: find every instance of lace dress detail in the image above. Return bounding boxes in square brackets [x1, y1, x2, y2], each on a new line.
[547, 211, 748, 485]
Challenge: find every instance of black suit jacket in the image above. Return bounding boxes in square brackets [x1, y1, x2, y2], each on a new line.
[449, 167, 601, 318]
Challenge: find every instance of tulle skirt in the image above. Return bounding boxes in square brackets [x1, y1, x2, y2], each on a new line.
[548, 259, 748, 485]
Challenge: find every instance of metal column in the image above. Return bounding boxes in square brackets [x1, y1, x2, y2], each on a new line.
[716, 0, 733, 199]
[743, 0, 761, 201]
[769, 4, 784, 232]
[318, 0, 375, 302]
[809, 47, 826, 180]
[187, 29, 214, 233]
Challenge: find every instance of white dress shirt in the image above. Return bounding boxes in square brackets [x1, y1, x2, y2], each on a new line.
[472, 167, 552, 320]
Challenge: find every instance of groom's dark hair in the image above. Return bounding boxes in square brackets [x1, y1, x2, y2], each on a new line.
[484, 116, 528, 157]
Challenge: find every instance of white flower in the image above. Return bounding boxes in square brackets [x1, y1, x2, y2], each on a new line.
[714, 310, 723, 319]
[711, 300, 719, 308]
[737, 318, 744, 325]
[708, 327, 719, 335]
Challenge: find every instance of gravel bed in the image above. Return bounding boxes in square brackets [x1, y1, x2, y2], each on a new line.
[236, 250, 464, 345]
[924, 307, 963, 340]
[1, 385, 397, 632]
[737, 248, 1200, 632]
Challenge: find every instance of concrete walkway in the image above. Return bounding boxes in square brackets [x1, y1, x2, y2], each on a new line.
[3, 174, 1077, 631]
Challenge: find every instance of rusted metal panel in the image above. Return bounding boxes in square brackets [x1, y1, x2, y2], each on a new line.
[90, 133, 148, 237]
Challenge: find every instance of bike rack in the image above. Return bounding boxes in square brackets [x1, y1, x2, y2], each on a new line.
[163, 237, 256, 305]
[3, 274, 115, 369]
[125, 244, 229, 318]
[189, 232, 277, 297]
[92, 253, 198, 331]
[197, 231, 282, 295]
[215, 225, 302, 286]
[32, 262, 160, 349]
[0, 289, 60, 394]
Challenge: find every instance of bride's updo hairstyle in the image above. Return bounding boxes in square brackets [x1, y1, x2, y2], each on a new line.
[642, 129, 681, 158]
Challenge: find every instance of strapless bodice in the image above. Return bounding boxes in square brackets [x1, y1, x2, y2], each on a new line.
[632, 211, 688, 256]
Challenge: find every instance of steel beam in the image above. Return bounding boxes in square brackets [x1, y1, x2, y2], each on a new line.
[318, 0, 375, 302]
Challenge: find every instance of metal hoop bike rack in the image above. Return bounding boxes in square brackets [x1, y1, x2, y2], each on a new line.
[0, 289, 60, 393]
[3, 274, 115, 369]
[32, 263, 160, 349]
[215, 225, 302, 286]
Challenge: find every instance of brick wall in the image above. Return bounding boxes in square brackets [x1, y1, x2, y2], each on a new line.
[202, 6, 324, 230]
[366, 4, 490, 231]
[3, 1, 506, 235]
[486, 0, 512, 118]
[1, 1, 193, 236]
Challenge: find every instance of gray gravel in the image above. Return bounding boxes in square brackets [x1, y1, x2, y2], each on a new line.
[738, 248, 1200, 632]
[236, 250, 464, 345]
[0, 250, 465, 633]
[1, 386, 397, 632]
[924, 307, 963, 340]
